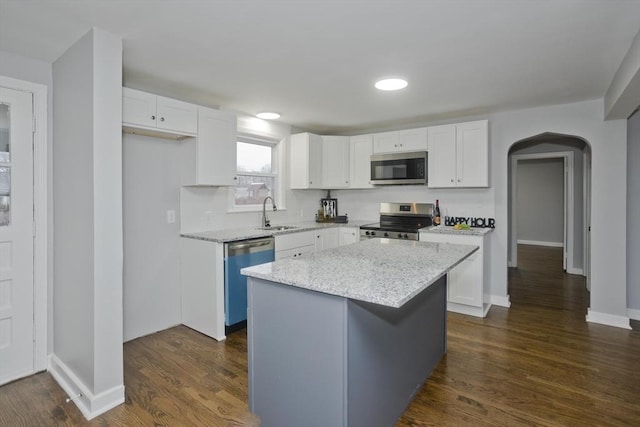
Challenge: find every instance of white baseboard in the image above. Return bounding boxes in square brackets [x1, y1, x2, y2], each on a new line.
[517, 240, 564, 248]
[487, 294, 511, 308]
[586, 309, 631, 330]
[628, 308, 640, 321]
[48, 354, 125, 420]
[566, 267, 584, 275]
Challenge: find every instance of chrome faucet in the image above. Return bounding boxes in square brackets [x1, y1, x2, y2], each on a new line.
[262, 196, 277, 228]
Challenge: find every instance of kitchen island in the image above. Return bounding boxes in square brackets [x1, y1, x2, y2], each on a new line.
[242, 238, 478, 427]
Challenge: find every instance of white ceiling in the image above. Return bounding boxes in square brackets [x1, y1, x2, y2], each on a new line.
[1, 0, 639, 134]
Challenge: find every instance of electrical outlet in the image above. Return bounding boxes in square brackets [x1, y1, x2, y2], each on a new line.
[167, 210, 176, 224]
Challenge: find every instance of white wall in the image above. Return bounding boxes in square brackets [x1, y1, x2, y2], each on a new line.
[509, 138, 587, 269]
[516, 158, 564, 246]
[489, 99, 628, 327]
[628, 110, 640, 315]
[181, 115, 325, 233]
[334, 99, 628, 326]
[0, 50, 54, 353]
[123, 134, 181, 341]
[334, 187, 494, 224]
[52, 28, 124, 417]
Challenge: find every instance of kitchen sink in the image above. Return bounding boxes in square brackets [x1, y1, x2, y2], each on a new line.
[257, 225, 298, 231]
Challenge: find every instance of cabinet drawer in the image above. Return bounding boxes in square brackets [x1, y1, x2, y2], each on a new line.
[275, 230, 316, 252]
[275, 245, 315, 260]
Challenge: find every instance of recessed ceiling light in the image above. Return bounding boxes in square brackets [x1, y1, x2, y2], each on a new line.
[375, 78, 408, 91]
[256, 112, 280, 120]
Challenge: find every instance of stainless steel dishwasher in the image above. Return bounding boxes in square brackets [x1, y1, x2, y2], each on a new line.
[224, 237, 275, 331]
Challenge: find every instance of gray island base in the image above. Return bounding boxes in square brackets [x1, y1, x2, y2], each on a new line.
[243, 238, 478, 427]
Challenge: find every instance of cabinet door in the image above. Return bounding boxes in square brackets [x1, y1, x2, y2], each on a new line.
[398, 127, 427, 151]
[316, 228, 340, 252]
[156, 96, 198, 135]
[349, 135, 374, 188]
[448, 252, 483, 307]
[372, 131, 399, 153]
[456, 120, 488, 187]
[339, 227, 359, 246]
[290, 133, 322, 189]
[322, 136, 350, 188]
[190, 107, 237, 186]
[427, 124, 457, 188]
[122, 87, 157, 128]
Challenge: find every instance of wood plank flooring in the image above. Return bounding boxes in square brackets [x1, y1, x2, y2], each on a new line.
[1, 244, 638, 426]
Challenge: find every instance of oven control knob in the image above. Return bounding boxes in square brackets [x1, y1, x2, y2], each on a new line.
[404, 234, 409, 239]
[384, 232, 389, 237]
[398, 233, 402, 238]
[365, 231, 370, 236]
[371, 231, 376, 236]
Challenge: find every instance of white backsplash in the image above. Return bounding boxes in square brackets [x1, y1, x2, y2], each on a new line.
[332, 185, 495, 224]
[180, 186, 324, 233]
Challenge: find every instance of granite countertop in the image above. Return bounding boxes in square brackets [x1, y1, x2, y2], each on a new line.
[181, 220, 372, 243]
[241, 238, 478, 308]
[420, 225, 494, 236]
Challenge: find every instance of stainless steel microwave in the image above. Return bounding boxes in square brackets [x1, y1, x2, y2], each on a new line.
[370, 151, 428, 185]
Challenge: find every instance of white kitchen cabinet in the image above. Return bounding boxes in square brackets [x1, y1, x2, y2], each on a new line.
[181, 107, 237, 186]
[349, 134, 374, 188]
[428, 120, 488, 188]
[315, 227, 341, 252]
[322, 136, 350, 189]
[275, 230, 316, 260]
[419, 231, 490, 317]
[122, 87, 197, 136]
[290, 133, 323, 189]
[180, 237, 226, 341]
[372, 128, 427, 154]
[339, 227, 360, 246]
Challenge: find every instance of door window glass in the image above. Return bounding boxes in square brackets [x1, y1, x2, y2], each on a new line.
[0, 104, 10, 226]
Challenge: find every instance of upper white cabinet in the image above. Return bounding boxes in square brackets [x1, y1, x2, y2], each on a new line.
[372, 128, 427, 154]
[122, 87, 197, 136]
[349, 134, 374, 189]
[181, 107, 237, 186]
[322, 136, 350, 189]
[428, 120, 488, 188]
[290, 133, 323, 189]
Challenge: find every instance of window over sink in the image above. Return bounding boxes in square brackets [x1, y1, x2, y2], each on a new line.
[230, 135, 283, 211]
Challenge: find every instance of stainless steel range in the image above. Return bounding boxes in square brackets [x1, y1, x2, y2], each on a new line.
[360, 202, 434, 241]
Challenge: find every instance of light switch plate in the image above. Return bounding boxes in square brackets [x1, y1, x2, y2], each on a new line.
[167, 210, 176, 224]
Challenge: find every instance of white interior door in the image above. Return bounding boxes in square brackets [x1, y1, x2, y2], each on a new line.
[0, 87, 34, 385]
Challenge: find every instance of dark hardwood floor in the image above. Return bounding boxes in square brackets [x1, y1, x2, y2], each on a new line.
[1, 244, 639, 426]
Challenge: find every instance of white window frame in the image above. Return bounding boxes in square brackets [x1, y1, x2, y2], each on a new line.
[227, 134, 286, 213]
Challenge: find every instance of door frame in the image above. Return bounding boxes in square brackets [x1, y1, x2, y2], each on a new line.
[509, 151, 575, 272]
[0, 75, 48, 373]
[584, 147, 592, 290]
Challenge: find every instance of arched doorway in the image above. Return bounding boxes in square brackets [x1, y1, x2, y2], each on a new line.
[507, 132, 591, 312]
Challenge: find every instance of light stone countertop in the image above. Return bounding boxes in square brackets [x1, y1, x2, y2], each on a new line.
[420, 225, 494, 236]
[241, 238, 478, 308]
[181, 220, 373, 243]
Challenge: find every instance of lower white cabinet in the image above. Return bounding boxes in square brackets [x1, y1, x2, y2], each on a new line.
[180, 237, 226, 341]
[275, 230, 316, 260]
[339, 227, 359, 246]
[419, 231, 490, 317]
[315, 227, 340, 252]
